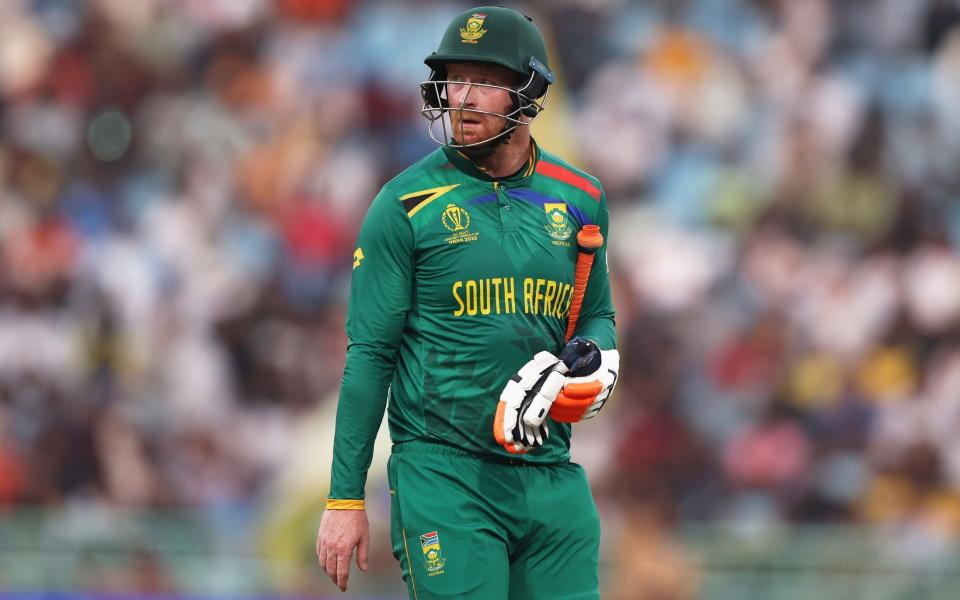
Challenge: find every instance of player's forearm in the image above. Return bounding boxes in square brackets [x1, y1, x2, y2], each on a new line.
[574, 311, 616, 351]
[573, 191, 616, 350]
[329, 343, 396, 499]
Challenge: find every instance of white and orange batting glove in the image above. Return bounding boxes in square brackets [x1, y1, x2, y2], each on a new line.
[494, 351, 567, 454]
[549, 338, 619, 423]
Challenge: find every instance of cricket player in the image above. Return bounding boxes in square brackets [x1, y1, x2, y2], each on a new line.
[316, 6, 619, 599]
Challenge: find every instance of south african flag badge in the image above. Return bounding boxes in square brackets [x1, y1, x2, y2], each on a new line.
[420, 530, 446, 575]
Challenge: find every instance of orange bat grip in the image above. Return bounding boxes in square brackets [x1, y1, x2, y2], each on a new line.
[565, 225, 604, 342]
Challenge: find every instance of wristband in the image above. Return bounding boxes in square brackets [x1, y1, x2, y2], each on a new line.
[326, 498, 365, 510]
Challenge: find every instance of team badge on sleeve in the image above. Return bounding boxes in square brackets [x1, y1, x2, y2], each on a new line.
[353, 247, 364, 269]
[420, 530, 447, 575]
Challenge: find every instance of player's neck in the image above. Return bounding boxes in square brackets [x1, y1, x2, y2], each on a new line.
[475, 128, 532, 179]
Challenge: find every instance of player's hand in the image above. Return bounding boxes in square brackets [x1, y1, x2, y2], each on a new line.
[549, 343, 619, 423]
[316, 508, 370, 592]
[494, 351, 566, 453]
[515, 337, 601, 430]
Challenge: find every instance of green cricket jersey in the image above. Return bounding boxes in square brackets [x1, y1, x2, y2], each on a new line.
[329, 141, 616, 500]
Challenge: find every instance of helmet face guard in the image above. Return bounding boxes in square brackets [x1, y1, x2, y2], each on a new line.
[419, 70, 549, 149]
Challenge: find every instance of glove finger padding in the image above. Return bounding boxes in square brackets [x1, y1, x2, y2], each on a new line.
[550, 380, 604, 423]
[549, 349, 620, 423]
[493, 400, 513, 448]
[519, 369, 567, 428]
[495, 351, 561, 453]
[495, 381, 537, 454]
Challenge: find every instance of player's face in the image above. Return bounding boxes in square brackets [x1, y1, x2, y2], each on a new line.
[445, 63, 519, 146]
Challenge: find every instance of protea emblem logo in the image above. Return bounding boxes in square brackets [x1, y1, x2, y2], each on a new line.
[460, 13, 488, 44]
[442, 203, 470, 232]
[544, 203, 573, 241]
[420, 531, 446, 575]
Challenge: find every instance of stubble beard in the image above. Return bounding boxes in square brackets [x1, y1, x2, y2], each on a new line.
[450, 112, 508, 147]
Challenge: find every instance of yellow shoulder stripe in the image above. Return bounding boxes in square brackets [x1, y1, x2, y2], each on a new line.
[400, 184, 460, 218]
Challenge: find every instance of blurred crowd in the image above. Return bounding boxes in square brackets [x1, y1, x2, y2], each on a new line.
[3, 0, 960, 596]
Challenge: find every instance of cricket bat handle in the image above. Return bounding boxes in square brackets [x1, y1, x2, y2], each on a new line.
[565, 225, 604, 342]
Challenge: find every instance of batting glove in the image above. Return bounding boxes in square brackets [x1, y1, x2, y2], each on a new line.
[549, 340, 620, 423]
[494, 351, 567, 454]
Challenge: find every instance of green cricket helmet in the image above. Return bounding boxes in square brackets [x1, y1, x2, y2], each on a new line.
[420, 6, 556, 151]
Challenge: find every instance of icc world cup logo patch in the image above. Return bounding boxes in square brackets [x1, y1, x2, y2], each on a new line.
[442, 203, 470, 232]
[441, 203, 479, 245]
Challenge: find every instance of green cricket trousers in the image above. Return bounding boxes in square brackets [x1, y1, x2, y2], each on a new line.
[387, 440, 601, 600]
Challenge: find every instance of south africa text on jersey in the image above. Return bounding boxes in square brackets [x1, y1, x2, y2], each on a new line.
[451, 277, 573, 318]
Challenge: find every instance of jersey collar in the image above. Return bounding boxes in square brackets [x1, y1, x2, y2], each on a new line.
[442, 139, 539, 186]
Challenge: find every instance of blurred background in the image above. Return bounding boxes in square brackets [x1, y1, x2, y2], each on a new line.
[3, 0, 960, 598]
